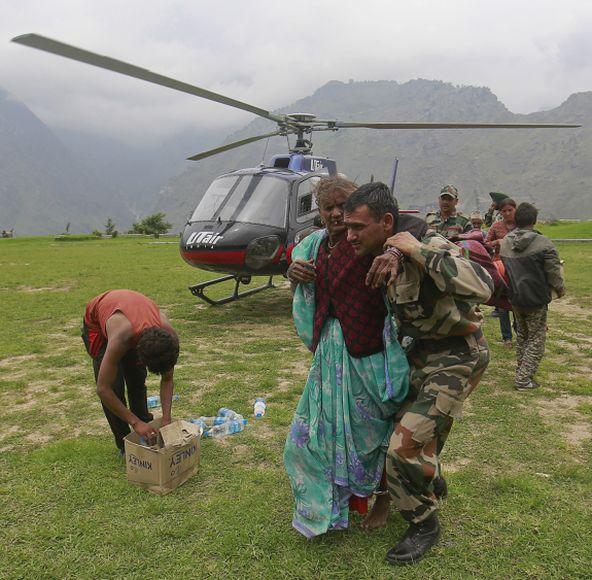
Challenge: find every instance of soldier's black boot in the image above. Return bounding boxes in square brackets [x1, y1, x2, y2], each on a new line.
[433, 476, 448, 500]
[385, 513, 441, 566]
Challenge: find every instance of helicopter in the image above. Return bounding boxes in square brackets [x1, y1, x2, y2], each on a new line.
[12, 34, 581, 305]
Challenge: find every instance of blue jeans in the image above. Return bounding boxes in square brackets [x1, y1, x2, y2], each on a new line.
[499, 309, 513, 341]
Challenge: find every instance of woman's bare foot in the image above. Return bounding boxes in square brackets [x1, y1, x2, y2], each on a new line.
[360, 494, 390, 530]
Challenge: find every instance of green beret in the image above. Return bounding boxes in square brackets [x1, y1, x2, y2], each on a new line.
[489, 191, 509, 204]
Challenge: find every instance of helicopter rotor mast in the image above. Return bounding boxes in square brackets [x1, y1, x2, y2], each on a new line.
[12, 33, 581, 162]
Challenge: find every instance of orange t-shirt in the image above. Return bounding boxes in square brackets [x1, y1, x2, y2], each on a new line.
[84, 290, 162, 357]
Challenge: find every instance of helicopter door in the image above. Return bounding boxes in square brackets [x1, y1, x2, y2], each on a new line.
[291, 174, 321, 244]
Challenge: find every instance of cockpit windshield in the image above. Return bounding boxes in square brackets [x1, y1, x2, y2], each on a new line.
[190, 175, 289, 228]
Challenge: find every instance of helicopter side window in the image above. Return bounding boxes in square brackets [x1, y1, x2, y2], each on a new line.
[296, 177, 320, 223]
[190, 176, 240, 222]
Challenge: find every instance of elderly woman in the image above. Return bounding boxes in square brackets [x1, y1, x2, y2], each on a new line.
[284, 176, 409, 538]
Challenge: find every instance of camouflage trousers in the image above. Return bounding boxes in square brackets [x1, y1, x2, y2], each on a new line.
[386, 331, 489, 524]
[514, 306, 548, 387]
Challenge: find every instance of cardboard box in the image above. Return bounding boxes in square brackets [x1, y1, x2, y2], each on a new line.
[124, 419, 201, 495]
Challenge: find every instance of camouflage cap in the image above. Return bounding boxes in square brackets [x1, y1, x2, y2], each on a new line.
[440, 184, 459, 199]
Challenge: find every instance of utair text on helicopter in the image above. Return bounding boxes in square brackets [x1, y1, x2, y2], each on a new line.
[12, 34, 581, 305]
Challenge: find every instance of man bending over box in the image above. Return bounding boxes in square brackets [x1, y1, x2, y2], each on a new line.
[82, 289, 179, 453]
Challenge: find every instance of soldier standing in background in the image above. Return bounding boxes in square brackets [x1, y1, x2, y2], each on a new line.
[344, 183, 493, 566]
[426, 185, 471, 239]
[500, 203, 565, 390]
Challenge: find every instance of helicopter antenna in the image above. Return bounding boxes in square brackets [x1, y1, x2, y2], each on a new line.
[389, 158, 399, 194]
[260, 136, 271, 165]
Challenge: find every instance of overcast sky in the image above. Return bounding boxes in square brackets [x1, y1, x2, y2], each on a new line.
[2, 0, 591, 145]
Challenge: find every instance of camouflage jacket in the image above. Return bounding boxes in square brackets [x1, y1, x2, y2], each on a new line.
[425, 210, 471, 239]
[386, 234, 494, 340]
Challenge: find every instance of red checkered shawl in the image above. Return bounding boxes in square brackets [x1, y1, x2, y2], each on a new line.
[312, 239, 386, 358]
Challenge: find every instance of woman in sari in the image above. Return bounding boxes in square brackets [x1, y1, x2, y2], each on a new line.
[284, 176, 409, 538]
[486, 198, 517, 347]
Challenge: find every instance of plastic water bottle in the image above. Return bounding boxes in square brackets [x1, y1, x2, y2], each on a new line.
[254, 398, 266, 417]
[189, 418, 208, 431]
[217, 408, 242, 420]
[189, 416, 228, 430]
[147, 395, 160, 409]
[204, 416, 229, 426]
[204, 418, 247, 438]
[147, 394, 180, 409]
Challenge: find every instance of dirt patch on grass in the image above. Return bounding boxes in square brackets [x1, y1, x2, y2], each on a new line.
[232, 444, 252, 459]
[0, 354, 39, 369]
[253, 422, 278, 441]
[548, 354, 592, 377]
[23, 433, 54, 444]
[554, 340, 592, 355]
[2, 410, 107, 452]
[537, 395, 592, 448]
[235, 322, 299, 343]
[561, 333, 592, 345]
[71, 418, 110, 438]
[462, 397, 476, 417]
[550, 299, 592, 320]
[445, 458, 472, 473]
[17, 284, 74, 293]
[0, 368, 30, 382]
[275, 358, 311, 393]
[276, 378, 295, 393]
[0, 424, 21, 442]
[255, 460, 278, 471]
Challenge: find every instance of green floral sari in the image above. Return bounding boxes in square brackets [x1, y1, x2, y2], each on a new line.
[284, 230, 409, 538]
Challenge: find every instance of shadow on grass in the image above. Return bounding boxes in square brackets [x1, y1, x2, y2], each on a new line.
[172, 282, 294, 329]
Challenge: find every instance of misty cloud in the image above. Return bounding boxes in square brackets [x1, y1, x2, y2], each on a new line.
[1, 0, 590, 145]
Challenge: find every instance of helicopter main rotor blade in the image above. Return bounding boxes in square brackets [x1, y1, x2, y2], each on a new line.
[334, 121, 581, 129]
[12, 33, 284, 123]
[187, 131, 283, 161]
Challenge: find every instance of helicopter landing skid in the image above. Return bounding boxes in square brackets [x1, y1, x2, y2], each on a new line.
[189, 274, 275, 306]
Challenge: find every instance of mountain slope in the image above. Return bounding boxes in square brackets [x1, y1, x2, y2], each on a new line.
[153, 80, 590, 228]
[0, 89, 134, 235]
[55, 127, 222, 219]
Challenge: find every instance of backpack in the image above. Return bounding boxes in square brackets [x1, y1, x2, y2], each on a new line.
[455, 239, 510, 308]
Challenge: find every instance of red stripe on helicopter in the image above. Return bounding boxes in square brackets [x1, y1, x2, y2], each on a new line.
[271, 244, 285, 264]
[181, 249, 246, 265]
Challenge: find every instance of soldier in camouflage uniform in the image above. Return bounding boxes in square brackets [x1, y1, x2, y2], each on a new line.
[425, 185, 471, 239]
[344, 182, 493, 566]
[500, 203, 565, 389]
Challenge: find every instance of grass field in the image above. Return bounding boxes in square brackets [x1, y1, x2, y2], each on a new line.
[1, 236, 591, 579]
[538, 220, 592, 239]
